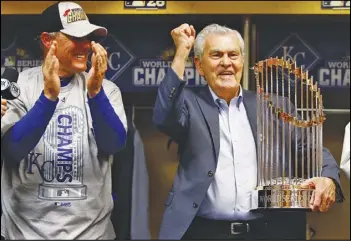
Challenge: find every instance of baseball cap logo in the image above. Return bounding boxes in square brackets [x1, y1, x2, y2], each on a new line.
[65, 8, 88, 24]
[63, 9, 71, 17]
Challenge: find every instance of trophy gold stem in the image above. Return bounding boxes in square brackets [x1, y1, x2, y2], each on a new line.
[288, 64, 292, 185]
[265, 62, 269, 185]
[306, 73, 311, 179]
[256, 69, 262, 186]
[261, 70, 265, 186]
[316, 89, 320, 177]
[270, 64, 274, 185]
[316, 89, 319, 177]
[294, 71, 298, 182]
[311, 86, 316, 178]
[281, 64, 286, 185]
[318, 91, 323, 177]
[300, 68, 305, 181]
[276, 64, 280, 185]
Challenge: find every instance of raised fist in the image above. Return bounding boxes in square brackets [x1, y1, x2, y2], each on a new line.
[171, 23, 196, 54]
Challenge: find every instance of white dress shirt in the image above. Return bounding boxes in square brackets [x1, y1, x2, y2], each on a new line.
[197, 86, 258, 221]
[340, 122, 350, 180]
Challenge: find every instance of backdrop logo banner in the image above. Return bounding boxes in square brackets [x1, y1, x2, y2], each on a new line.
[266, 33, 321, 72]
[132, 47, 206, 87]
[87, 34, 135, 82]
[1, 37, 43, 74]
[318, 55, 350, 88]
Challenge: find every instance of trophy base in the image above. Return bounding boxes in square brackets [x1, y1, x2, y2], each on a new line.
[251, 183, 314, 211]
[38, 183, 87, 200]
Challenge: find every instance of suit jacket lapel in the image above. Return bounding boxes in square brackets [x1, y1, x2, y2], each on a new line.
[195, 87, 220, 163]
[194, 88, 258, 165]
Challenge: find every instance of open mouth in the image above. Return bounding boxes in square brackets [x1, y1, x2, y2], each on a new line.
[219, 70, 235, 76]
[219, 72, 234, 78]
[74, 54, 87, 59]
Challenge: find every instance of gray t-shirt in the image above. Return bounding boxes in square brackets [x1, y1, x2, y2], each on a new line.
[1, 66, 127, 239]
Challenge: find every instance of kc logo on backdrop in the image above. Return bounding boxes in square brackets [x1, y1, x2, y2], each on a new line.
[266, 33, 321, 73]
[87, 34, 135, 83]
[266, 33, 323, 92]
[266, 33, 349, 88]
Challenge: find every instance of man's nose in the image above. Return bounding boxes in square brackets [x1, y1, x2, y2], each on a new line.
[221, 55, 231, 66]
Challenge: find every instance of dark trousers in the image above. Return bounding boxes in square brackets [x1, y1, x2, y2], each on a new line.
[182, 212, 306, 240]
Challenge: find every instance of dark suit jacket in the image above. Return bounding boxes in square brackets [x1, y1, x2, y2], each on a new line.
[152, 67, 344, 240]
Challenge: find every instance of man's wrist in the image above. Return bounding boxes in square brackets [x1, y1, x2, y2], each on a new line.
[88, 87, 102, 98]
[325, 177, 345, 202]
[43, 91, 58, 102]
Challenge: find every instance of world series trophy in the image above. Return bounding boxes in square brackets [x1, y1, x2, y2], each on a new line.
[250, 57, 325, 211]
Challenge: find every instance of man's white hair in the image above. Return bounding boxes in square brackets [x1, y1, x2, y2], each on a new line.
[194, 23, 245, 59]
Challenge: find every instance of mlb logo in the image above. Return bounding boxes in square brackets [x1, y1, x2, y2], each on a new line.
[125, 1, 146, 7]
[322, 1, 349, 8]
[124, 1, 166, 9]
[87, 35, 135, 82]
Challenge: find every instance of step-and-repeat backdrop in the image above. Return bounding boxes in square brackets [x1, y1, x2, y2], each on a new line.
[2, 14, 349, 109]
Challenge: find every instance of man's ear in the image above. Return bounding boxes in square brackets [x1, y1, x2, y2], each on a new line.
[40, 32, 54, 50]
[194, 56, 204, 76]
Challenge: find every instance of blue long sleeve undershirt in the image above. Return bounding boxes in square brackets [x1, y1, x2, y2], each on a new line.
[87, 86, 127, 155]
[2, 78, 126, 165]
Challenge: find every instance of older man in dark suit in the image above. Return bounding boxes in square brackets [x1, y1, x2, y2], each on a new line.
[152, 23, 344, 240]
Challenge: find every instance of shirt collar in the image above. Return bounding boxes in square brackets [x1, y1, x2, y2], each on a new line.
[208, 85, 243, 109]
[60, 75, 74, 87]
